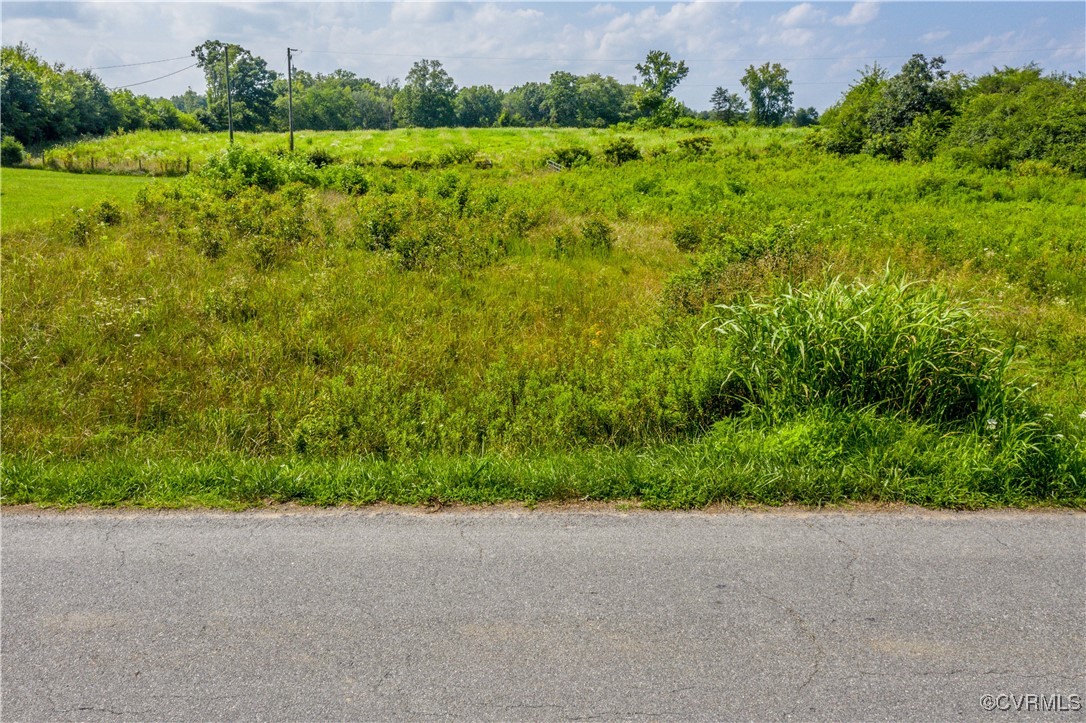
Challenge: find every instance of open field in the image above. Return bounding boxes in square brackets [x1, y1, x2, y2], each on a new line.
[27, 126, 802, 174]
[3, 126, 1084, 508]
[0, 168, 159, 232]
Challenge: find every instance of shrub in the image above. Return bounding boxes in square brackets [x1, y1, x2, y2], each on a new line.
[1, 136, 25, 166]
[321, 163, 370, 195]
[552, 146, 592, 168]
[672, 222, 702, 252]
[676, 135, 713, 156]
[92, 200, 122, 225]
[437, 145, 478, 166]
[66, 208, 92, 246]
[581, 219, 615, 253]
[603, 137, 641, 165]
[201, 145, 283, 191]
[306, 147, 338, 169]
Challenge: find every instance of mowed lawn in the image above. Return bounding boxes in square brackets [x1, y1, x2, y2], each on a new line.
[0, 168, 160, 232]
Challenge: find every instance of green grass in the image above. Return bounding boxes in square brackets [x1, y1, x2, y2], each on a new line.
[0, 168, 160, 232]
[32, 125, 803, 173]
[3, 126, 1084, 508]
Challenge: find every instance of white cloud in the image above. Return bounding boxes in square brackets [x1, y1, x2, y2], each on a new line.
[777, 3, 825, 28]
[832, 3, 879, 27]
[920, 30, 951, 43]
[761, 27, 815, 49]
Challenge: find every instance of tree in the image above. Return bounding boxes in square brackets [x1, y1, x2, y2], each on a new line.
[741, 62, 794, 126]
[170, 88, 207, 114]
[191, 40, 277, 132]
[817, 64, 887, 154]
[576, 74, 626, 127]
[709, 87, 748, 124]
[636, 50, 689, 98]
[634, 50, 689, 123]
[868, 54, 951, 137]
[1, 44, 46, 144]
[944, 67, 1085, 173]
[542, 71, 579, 126]
[791, 106, 819, 127]
[395, 59, 456, 128]
[455, 85, 502, 127]
[501, 82, 548, 126]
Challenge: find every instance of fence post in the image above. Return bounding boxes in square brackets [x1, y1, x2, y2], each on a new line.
[186, 157, 191, 174]
[138, 157, 142, 172]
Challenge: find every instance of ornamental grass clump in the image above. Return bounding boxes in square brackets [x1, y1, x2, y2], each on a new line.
[713, 275, 1013, 425]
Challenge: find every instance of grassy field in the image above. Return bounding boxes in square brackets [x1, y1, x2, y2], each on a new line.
[28, 126, 802, 173]
[0, 168, 159, 232]
[3, 126, 1084, 508]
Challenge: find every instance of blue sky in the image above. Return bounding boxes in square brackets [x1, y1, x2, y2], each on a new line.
[2, 2, 1083, 111]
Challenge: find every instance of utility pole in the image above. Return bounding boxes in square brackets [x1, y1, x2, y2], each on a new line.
[287, 48, 298, 152]
[224, 44, 234, 144]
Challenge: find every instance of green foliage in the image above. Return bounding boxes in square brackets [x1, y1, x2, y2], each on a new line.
[676, 135, 713, 157]
[945, 68, 1086, 174]
[714, 275, 1015, 424]
[603, 136, 641, 165]
[636, 50, 690, 99]
[396, 59, 457, 128]
[4, 125, 1085, 508]
[191, 40, 278, 132]
[741, 63, 794, 127]
[1, 43, 121, 144]
[710, 87, 747, 124]
[552, 145, 592, 168]
[1, 135, 25, 166]
[201, 144, 284, 191]
[320, 163, 370, 195]
[816, 64, 887, 155]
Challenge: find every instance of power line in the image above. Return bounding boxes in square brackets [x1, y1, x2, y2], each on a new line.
[111, 63, 199, 90]
[88, 55, 191, 71]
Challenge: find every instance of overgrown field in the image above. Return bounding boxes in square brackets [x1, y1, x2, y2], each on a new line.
[23, 126, 798, 174]
[3, 126, 1084, 508]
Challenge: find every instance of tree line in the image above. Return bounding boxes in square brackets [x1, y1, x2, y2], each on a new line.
[813, 54, 1085, 173]
[4, 39, 1079, 175]
[1, 40, 810, 147]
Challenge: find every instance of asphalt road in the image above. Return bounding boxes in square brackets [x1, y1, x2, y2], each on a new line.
[2, 508, 1084, 721]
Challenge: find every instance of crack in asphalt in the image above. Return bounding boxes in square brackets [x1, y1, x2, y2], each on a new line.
[804, 518, 859, 599]
[751, 587, 825, 716]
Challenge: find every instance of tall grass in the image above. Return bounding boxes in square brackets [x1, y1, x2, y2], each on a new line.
[3, 130, 1084, 507]
[713, 275, 1013, 424]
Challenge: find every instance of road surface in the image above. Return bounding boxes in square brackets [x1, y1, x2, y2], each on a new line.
[2, 507, 1083, 720]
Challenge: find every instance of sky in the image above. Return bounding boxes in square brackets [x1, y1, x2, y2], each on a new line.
[2, 1, 1084, 112]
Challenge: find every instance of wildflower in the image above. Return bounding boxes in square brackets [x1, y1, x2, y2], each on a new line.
[1080, 411, 1086, 420]
[986, 419, 998, 430]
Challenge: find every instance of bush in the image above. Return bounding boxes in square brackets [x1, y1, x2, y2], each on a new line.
[1, 136, 25, 166]
[201, 145, 283, 191]
[581, 218, 615, 253]
[320, 163, 369, 195]
[437, 145, 478, 166]
[676, 136, 713, 157]
[671, 222, 702, 252]
[552, 146, 592, 168]
[603, 137, 641, 165]
[306, 147, 338, 169]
